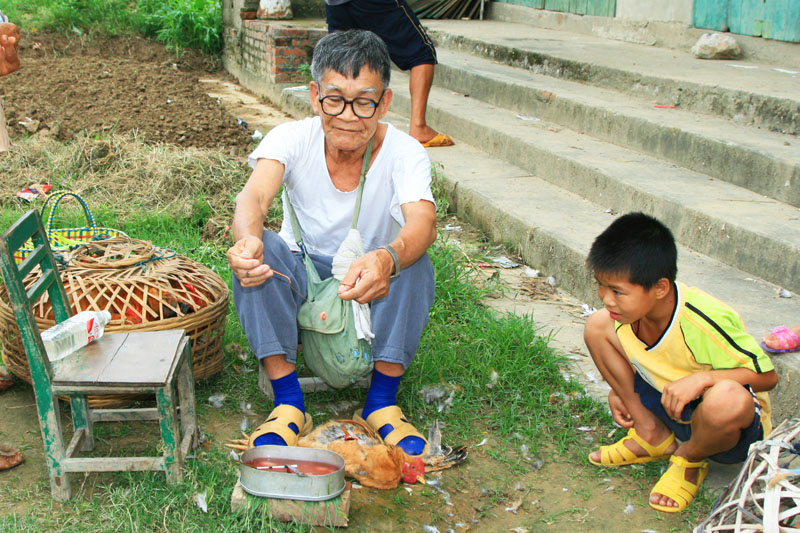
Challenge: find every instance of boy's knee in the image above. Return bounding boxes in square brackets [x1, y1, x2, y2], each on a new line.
[703, 380, 754, 424]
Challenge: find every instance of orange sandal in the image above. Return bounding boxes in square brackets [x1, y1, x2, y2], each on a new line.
[0, 363, 14, 392]
[0, 443, 24, 471]
[588, 428, 675, 466]
[421, 133, 455, 148]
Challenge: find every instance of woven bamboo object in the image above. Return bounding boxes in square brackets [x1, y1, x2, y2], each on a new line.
[0, 237, 229, 408]
[695, 418, 800, 532]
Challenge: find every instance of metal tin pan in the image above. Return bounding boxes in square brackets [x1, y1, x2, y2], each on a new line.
[239, 445, 346, 501]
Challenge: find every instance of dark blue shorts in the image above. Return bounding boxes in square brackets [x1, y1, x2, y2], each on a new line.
[326, 0, 437, 71]
[633, 372, 763, 464]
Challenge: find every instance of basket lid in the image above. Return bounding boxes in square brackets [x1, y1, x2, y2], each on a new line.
[67, 236, 157, 269]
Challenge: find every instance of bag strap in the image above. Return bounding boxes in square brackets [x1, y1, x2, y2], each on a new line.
[286, 135, 374, 246]
[350, 136, 373, 229]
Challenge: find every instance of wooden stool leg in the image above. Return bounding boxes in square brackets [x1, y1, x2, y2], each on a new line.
[177, 349, 198, 453]
[36, 391, 72, 500]
[69, 394, 94, 452]
[156, 384, 182, 485]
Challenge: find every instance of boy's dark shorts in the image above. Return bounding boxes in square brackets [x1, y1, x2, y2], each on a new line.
[633, 372, 763, 464]
[326, 0, 437, 71]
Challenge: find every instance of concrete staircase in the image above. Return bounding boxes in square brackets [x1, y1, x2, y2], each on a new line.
[274, 12, 800, 421]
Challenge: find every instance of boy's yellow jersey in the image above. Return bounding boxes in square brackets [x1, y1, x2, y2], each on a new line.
[616, 282, 774, 434]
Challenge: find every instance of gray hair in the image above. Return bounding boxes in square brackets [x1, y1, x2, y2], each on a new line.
[311, 30, 391, 88]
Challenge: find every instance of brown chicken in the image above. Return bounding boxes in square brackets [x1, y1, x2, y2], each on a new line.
[227, 418, 468, 490]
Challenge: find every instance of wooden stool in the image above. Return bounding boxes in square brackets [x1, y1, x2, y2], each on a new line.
[0, 210, 198, 500]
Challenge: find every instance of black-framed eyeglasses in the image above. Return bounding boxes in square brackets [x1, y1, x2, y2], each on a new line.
[318, 90, 385, 119]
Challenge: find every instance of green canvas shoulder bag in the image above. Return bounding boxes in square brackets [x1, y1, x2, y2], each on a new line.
[285, 138, 374, 389]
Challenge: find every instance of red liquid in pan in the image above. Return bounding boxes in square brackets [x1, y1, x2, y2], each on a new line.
[244, 457, 339, 476]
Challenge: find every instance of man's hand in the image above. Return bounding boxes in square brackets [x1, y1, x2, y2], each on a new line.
[661, 372, 710, 421]
[608, 389, 634, 428]
[0, 22, 20, 77]
[337, 248, 392, 304]
[227, 235, 272, 287]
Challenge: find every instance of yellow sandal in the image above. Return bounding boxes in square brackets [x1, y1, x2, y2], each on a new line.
[588, 428, 675, 466]
[649, 455, 709, 512]
[354, 406, 429, 457]
[248, 404, 313, 448]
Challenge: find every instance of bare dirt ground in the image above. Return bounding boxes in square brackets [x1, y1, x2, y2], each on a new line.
[0, 34, 255, 154]
[0, 34, 704, 532]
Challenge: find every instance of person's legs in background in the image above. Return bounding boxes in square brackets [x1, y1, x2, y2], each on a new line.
[325, 0, 453, 146]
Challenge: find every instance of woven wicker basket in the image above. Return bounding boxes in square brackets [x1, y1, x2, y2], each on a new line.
[0, 237, 229, 408]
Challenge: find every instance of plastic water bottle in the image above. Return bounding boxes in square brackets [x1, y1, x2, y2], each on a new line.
[40, 310, 112, 361]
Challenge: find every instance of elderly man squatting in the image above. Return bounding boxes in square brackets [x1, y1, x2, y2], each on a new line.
[227, 30, 437, 456]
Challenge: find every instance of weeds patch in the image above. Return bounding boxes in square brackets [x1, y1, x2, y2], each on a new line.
[0, 133, 250, 240]
[2, 0, 222, 54]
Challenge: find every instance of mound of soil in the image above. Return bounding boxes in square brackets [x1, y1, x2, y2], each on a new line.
[0, 33, 254, 153]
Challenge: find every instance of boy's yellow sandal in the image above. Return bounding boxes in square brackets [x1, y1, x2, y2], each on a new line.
[649, 455, 709, 512]
[588, 427, 675, 466]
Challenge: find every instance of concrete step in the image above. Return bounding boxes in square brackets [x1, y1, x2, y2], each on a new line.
[414, 136, 800, 425]
[389, 69, 800, 295]
[273, 26, 800, 422]
[431, 47, 800, 208]
[421, 19, 800, 136]
[484, 2, 800, 67]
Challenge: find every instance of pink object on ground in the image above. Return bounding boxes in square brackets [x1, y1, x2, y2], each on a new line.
[760, 325, 800, 354]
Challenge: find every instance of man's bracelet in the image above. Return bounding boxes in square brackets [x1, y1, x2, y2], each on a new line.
[379, 245, 400, 279]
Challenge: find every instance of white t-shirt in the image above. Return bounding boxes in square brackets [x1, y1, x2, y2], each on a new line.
[248, 116, 434, 257]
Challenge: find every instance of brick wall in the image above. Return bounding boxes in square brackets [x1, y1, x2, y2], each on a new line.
[223, 16, 326, 105]
[268, 26, 322, 84]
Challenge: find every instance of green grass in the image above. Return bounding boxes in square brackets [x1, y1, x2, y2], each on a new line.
[0, 133, 703, 530]
[1, 0, 222, 54]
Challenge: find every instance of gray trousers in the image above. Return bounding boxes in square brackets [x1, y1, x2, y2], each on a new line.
[233, 231, 435, 369]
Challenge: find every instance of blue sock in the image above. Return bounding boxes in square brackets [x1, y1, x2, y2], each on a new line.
[362, 369, 426, 455]
[254, 371, 305, 447]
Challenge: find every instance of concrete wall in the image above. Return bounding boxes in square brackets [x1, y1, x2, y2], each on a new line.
[616, 0, 693, 24]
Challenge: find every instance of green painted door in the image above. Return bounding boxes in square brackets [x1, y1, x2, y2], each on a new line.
[694, 0, 800, 42]
[543, 0, 615, 17]
[494, 0, 544, 8]
[765, 0, 800, 41]
[693, 0, 729, 31]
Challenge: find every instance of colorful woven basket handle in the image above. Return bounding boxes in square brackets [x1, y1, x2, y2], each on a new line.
[42, 191, 97, 239]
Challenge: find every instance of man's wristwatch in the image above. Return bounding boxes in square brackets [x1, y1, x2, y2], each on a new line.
[379, 245, 400, 279]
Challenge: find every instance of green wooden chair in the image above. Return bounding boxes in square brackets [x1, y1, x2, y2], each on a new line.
[0, 209, 198, 500]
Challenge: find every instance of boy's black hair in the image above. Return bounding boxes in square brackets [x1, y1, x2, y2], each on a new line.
[587, 212, 677, 289]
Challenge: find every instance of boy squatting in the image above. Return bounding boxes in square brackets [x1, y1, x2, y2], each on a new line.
[583, 212, 777, 512]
